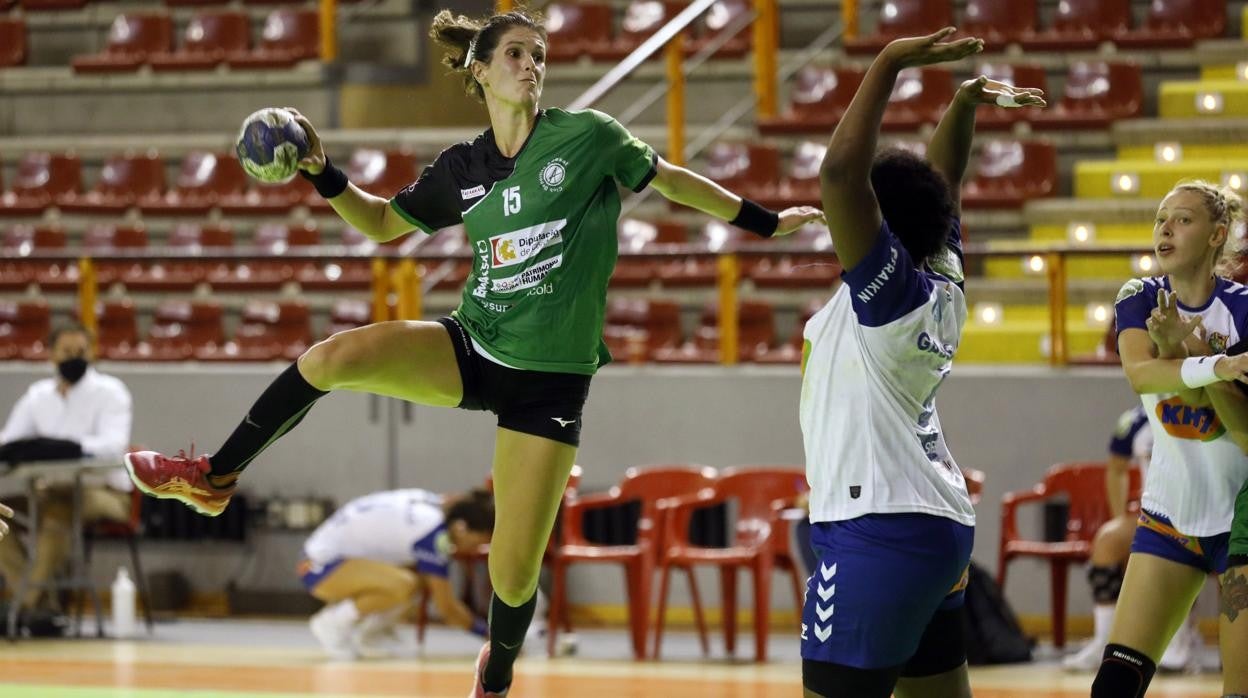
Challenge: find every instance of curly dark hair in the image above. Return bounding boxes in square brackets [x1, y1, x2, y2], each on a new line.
[870, 147, 956, 265]
[429, 7, 547, 102]
[446, 488, 495, 533]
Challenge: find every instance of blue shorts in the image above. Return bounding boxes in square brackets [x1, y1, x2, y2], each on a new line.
[1131, 510, 1230, 575]
[799, 513, 974, 670]
[297, 558, 345, 590]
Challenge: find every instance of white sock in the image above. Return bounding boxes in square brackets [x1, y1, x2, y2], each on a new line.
[330, 599, 360, 625]
[1092, 604, 1115, 642]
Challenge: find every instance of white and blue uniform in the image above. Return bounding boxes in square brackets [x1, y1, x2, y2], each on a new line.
[1108, 405, 1152, 469]
[799, 219, 975, 670]
[299, 489, 452, 588]
[1113, 276, 1248, 573]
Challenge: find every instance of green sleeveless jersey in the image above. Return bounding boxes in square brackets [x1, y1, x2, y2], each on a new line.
[389, 108, 657, 375]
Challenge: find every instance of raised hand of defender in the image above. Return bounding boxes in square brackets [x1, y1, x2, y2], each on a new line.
[882, 27, 984, 69]
[957, 76, 1046, 109]
[0, 503, 12, 542]
[284, 107, 327, 175]
[1146, 289, 1202, 356]
[775, 206, 825, 237]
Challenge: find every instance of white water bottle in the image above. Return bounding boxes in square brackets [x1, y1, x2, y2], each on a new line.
[111, 567, 137, 639]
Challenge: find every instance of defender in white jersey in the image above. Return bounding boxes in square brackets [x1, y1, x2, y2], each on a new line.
[1099, 181, 1248, 698]
[799, 28, 1045, 698]
[298, 488, 494, 660]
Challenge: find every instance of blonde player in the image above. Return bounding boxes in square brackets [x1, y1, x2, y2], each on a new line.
[1105, 181, 1248, 697]
[800, 28, 1043, 698]
[300, 488, 493, 659]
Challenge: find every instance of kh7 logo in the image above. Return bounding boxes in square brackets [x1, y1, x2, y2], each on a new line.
[1154, 396, 1225, 441]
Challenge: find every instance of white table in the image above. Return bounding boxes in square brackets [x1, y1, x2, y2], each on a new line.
[1, 458, 126, 640]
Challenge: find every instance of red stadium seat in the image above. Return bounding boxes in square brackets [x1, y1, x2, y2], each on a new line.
[0, 300, 51, 360]
[409, 226, 470, 292]
[999, 462, 1142, 648]
[654, 220, 758, 288]
[325, 299, 372, 336]
[123, 222, 233, 292]
[71, 14, 174, 73]
[1114, 0, 1227, 48]
[58, 151, 165, 214]
[962, 140, 1057, 209]
[882, 67, 954, 131]
[764, 140, 825, 209]
[973, 63, 1048, 130]
[145, 300, 225, 360]
[702, 142, 780, 203]
[149, 12, 250, 71]
[686, 0, 751, 58]
[589, 1, 682, 61]
[603, 297, 683, 362]
[91, 300, 140, 358]
[613, 218, 687, 288]
[219, 175, 315, 215]
[226, 9, 319, 69]
[843, 0, 952, 55]
[962, 0, 1037, 50]
[0, 152, 82, 216]
[1020, 0, 1130, 51]
[20, 0, 87, 13]
[652, 299, 776, 363]
[0, 225, 67, 291]
[744, 223, 840, 289]
[758, 66, 864, 135]
[544, 3, 613, 63]
[1030, 61, 1142, 131]
[206, 221, 318, 291]
[197, 300, 311, 361]
[0, 18, 28, 67]
[653, 467, 808, 661]
[140, 151, 248, 214]
[82, 223, 148, 287]
[307, 149, 418, 213]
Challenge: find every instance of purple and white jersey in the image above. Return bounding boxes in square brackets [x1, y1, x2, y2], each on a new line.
[1114, 275, 1248, 536]
[801, 220, 974, 526]
[303, 489, 452, 578]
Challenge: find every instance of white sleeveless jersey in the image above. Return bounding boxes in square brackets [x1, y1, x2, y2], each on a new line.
[1114, 275, 1248, 536]
[802, 220, 975, 526]
[303, 489, 452, 577]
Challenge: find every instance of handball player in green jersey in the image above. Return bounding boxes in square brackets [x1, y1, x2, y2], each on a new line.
[125, 6, 821, 695]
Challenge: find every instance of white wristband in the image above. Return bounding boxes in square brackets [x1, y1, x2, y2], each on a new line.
[1180, 355, 1226, 388]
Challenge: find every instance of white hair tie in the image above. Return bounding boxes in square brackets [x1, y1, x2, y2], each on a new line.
[463, 39, 477, 68]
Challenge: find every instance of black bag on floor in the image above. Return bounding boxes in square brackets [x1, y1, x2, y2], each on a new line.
[960, 560, 1034, 665]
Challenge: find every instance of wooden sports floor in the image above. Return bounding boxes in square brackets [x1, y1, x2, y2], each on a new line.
[0, 625, 1224, 698]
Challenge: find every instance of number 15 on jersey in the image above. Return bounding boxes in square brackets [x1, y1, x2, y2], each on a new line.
[503, 186, 522, 216]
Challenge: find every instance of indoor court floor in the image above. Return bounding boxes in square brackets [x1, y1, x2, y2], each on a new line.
[0, 619, 1226, 697]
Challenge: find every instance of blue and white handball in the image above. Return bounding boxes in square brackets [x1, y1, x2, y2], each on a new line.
[234, 108, 311, 184]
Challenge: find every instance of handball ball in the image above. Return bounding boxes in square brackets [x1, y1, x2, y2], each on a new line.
[235, 108, 310, 184]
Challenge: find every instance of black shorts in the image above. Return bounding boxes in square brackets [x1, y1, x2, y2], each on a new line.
[438, 316, 591, 447]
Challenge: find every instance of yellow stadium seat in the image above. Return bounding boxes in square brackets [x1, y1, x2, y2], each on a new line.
[1074, 159, 1247, 198]
[1159, 79, 1248, 118]
[1118, 143, 1248, 160]
[958, 308, 1108, 363]
[1200, 64, 1248, 81]
[1028, 223, 1155, 243]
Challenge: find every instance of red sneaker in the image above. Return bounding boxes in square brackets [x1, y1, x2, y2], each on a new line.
[124, 450, 235, 517]
[468, 643, 509, 697]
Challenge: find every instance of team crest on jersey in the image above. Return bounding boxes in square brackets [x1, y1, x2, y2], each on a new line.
[540, 157, 569, 192]
[1117, 278, 1146, 302]
[1154, 395, 1225, 441]
[1207, 332, 1228, 353]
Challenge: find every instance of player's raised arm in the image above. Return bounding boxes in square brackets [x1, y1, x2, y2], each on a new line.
[818, 28, 982, 272]
[649, 157, 823, 238]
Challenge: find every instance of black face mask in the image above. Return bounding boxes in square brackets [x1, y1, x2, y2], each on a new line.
[57, 357, 88, 385]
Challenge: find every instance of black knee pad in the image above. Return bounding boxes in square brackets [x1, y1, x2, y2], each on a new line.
[802, 659, 900, 698]
[901, 607, 967, 677]
[1090, 643, 1156, 698]
[1088, 565, 1125, 604]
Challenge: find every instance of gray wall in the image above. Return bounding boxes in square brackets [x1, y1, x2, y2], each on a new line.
[0, 362, 1201, 620]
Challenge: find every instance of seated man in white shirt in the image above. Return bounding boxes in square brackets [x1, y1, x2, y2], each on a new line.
[0, 321, 133, 611]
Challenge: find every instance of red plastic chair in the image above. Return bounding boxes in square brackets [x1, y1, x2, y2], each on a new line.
[0, 300, 51, 360]
[972, 63, 1047, 130]
[701, 142, 781, 202]
[90, 300, 139, 358]
[206, 221, 319, 291]
[882, 67, 954, 131]
[686, 0, 751, 58]
[58, 151, 165, 214]
[1114, 0, 1226, 48]
[1030, 61, 1142, 131]
[589, 1, 682, 61]
[962, 140, 1057, 209]
[544, 3, 613, 62]
[196, 299, 311, 361]
[307, 149, 418, 212]
[72, 14, 174, 73]
[82, 223, 148, 287]
[551, 465, 719, 659]
[226, 9, 318, 68]
[962, 0, 1036, 50]
[140, 151, 247, 215]
[325, 299, 372, 336]
[612, 218, 687, 288]
[123, 222, 233, 292]
[844, 0, 952, 54]
[654, 466, 808, 661]
[765, 140, 825, 209]
[998, 461, 1143, 648]
[654, 220, 753, 288]
[0, 225, 67, 291]
[759, 66, 864, 135]
[219, 174, 315, 214]
[1019, 0, 1130, 50]
[652, 299, 777, 363]
[150, 11, 251, 71]
[114, 300, 225, 361]
[1, 152, 82, 216]
[602, 297, 683, 363]
[744, 222, 840, 290]
[0, 17, 27, 67]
